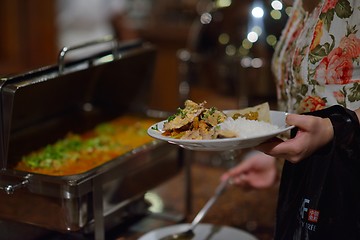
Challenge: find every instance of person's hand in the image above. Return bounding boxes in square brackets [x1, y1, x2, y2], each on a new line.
[256, 114, 334, 163]
[221, 152, 277, 189]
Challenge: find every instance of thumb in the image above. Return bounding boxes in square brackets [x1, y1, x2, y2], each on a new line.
[222, 159, 253, 180]
[286, 114, 315, 131]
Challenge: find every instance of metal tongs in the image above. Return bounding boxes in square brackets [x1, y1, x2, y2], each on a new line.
[160, 179, 229, 240]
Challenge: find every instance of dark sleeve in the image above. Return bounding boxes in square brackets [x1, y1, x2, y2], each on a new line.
[326, 105, 360, 151]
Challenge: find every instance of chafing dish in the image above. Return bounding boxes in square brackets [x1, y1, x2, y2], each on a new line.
[0, 37, 182, 239]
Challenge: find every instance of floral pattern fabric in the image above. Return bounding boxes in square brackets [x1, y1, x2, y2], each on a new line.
[272, 0, 360, 113]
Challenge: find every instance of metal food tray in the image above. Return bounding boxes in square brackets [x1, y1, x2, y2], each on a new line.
[0, 37, 182, 239]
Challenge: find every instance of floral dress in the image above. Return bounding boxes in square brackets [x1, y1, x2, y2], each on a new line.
[272, 0, 360, 113]
[272, 2, 360, 239]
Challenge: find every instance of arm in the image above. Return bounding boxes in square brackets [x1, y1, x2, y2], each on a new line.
[221, 107, 359, 189]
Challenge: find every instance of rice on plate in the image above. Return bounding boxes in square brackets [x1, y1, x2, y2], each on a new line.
[218, 117, 280, 139]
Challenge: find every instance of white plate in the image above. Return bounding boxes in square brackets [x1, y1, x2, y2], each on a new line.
[147, 110, 294, 151]
[138, 223, 258, 240]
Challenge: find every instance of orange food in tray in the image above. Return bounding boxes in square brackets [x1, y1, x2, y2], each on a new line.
[15, 115, 157, 176]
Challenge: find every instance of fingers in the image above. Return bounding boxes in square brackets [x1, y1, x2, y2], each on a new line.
[255, 137, 286, 157]
[257, 136, 305, 162]
[223, 160, 248, 178]
[229, 173, 245, 185]
[221, 153, 277, 189]
[286, 114, 323, 132]
[256, 114, 334, 162]
[220, 157, 254, 186]
[223, 172, 251, 190]
[229, 174, 253, 191]
[286, 114, 309, 128]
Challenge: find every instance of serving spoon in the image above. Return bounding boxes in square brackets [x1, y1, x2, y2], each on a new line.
[159, 179, 229, 240]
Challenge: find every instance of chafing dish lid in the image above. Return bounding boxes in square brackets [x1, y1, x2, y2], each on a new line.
[0, 39, 156, 169]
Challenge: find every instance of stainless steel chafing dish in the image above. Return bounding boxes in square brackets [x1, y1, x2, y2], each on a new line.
[0, 37, 183, 239]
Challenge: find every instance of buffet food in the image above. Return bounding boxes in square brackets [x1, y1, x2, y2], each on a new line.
[160, 100, 279, 140]
[15, 115, 157, 176]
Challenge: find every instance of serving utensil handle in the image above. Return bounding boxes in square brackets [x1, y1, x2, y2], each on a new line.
[190, 179, 228, 230]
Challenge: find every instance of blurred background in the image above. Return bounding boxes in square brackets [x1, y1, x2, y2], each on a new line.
[0, 1, 291, 239]
[0, 0, 290, 111]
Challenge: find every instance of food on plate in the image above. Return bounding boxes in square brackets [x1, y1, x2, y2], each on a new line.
[160, 100, 279, 140]
[226, 102, 271, 122]
[15, 115, 157, 176]
[163, 100, 227, 131]
[162, 100, 227, 140]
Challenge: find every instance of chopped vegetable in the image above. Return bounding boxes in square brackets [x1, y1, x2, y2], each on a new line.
[16, 116, 157, 176]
